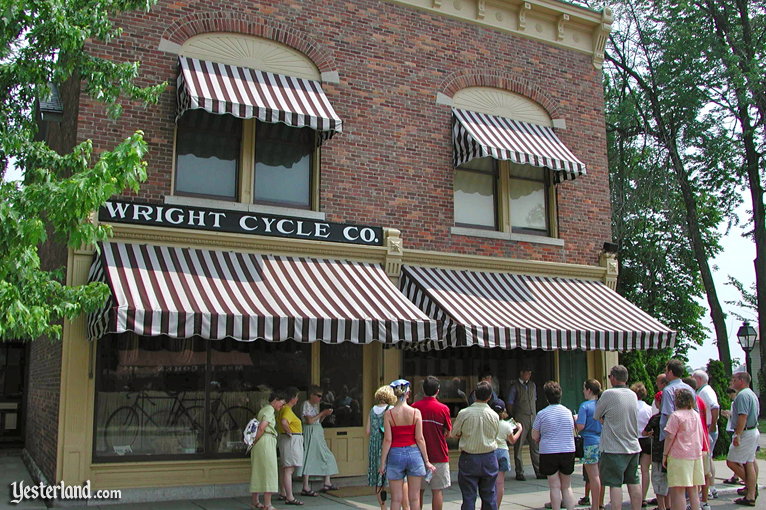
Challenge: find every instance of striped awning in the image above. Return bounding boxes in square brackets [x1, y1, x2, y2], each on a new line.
[87, 242, 440, 344]
[177, 56, 342, 142]
[400, 265, 675, 351]
[452, 108, 586, 182]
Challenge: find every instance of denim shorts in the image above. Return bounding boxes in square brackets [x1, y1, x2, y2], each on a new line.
[495, 448, 511, 472]
[386, 445, 426, 480]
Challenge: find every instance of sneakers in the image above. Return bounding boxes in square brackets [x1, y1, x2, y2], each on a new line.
[578, 497, 590, 506]
[709, 487, 718, 499]
[701, 503, 711, 510]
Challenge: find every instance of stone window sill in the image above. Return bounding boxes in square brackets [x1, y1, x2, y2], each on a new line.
[450, 226, 565, 247]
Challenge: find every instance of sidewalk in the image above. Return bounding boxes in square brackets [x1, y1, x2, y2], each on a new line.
[1, 456, 763, 509]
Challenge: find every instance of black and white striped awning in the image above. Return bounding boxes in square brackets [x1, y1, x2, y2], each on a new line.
[87, 242, 440, 344]
[400, 265, 675, 351]
[177, 56, 342, 142]
[452, 108, 586, 182]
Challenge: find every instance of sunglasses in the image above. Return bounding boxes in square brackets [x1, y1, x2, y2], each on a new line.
[313, 393, 323, 397]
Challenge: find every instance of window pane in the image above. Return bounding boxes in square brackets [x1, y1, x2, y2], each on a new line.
[208, 339, 311, 455]
[94, 334, 311, 461]
[175, 111, 241, 199]
[509, 178, 547, 231]
[94, 335, 206, 459]
[319, 343, 363, 428]
[254, 121, 314, 208]
[454, 169, 496, 228]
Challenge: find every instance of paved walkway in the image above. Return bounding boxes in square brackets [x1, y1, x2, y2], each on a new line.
[0, 455, 763, 509]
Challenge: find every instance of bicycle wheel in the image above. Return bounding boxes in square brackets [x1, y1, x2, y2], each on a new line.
[171, 405, 204, 453]
[104, 406, 139, 453]
[215, 405, 254, 453]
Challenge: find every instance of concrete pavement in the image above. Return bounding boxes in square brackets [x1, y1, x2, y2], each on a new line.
[1, 454, 763, 509]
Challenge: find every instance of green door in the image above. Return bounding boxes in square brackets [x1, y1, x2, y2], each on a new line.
[559, 350, 588, 414]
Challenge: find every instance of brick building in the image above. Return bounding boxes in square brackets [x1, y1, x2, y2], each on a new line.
[25, 0, 675, 502]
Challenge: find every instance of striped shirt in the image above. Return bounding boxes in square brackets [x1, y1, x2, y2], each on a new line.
[594, 386, 640, 454]
[532, 404, 575, 454]
[451, 402, 499, 454]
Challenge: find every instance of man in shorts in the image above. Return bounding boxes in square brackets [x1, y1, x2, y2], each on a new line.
[726, 371, 760, 506]
[412, 376, 452, 510]
[594, 365, 642, 510]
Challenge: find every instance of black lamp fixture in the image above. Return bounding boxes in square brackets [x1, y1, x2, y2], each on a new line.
[603, 242, 618, 254]
[736, 320, 758, 383]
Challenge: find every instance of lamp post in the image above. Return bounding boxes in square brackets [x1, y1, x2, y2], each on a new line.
[736, 320, 758, 386]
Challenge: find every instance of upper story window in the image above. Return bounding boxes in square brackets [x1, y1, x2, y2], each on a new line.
[450, 87, 587, 238]
[172, 35, 342, 211]
[454, 158, 553, 235]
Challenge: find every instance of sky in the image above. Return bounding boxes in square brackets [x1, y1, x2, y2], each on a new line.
[686, 196, 758, 371]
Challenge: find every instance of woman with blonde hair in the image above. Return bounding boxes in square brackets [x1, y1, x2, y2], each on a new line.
[367, 385, 397, 510]
[663, 388, 705, 510]
[379, 379, 435, 510]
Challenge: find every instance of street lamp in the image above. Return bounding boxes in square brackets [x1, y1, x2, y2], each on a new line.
[736, 320, 758, 385]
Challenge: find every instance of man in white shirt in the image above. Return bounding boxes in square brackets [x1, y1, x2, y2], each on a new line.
[693, 369, 720, 504]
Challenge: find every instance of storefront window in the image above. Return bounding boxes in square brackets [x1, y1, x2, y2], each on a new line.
[94, 334, 310, 461]
[318, 342, 363, 428]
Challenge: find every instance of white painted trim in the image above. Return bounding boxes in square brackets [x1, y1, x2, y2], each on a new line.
[164, 195, 327, 220]
[552, 118, 567, 129]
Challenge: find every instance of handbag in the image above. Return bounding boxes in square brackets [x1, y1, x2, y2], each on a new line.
[376, 473, 387, 502]
[574, 435, 584, 458]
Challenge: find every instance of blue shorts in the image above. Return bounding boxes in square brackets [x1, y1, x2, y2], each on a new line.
[495, 449, 511, 472]
[386, 445, 426, 480]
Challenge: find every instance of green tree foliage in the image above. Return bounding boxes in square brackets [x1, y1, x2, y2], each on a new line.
[706, 359, 732, 457]
[605, 0, 745, 371]
[0, 0, 165, 340]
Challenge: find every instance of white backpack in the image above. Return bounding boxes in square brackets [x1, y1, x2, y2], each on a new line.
[243, 417, 260, 453]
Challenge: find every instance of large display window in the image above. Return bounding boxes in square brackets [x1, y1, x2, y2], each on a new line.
[93, 334, 310, 461]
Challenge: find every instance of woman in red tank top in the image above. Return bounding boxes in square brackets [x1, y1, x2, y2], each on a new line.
[379, 379, 436, 510]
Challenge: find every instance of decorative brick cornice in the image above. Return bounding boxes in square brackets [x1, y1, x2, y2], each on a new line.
[160, 11, 338, 74]
[438, 71, 561, 118]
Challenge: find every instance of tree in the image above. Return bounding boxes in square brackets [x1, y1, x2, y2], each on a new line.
[605, 0, 743, 373]
[0, 0, 165, 340]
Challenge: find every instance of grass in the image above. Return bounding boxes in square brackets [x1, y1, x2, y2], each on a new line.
[759, 418, 766, 433]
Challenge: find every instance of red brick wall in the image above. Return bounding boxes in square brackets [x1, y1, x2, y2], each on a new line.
[25, 338, 61, 483]
[78, 0, 612, 266]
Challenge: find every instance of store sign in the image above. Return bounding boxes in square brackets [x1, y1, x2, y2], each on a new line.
[99, 200, 385, 246]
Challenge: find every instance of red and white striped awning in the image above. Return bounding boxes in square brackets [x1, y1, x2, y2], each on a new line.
[452, 108, 586, 182]
[400, 265, 675, 351]
[177, 56, 342, 141]
[87, 242, 440, 344]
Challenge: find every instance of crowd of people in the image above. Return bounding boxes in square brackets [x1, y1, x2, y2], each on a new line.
[247, 363, 761, 510]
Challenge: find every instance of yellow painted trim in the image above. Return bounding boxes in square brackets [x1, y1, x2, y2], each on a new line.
[384, 0, 613, 68]
[403, 248, 607, 280]
[90, 458, 251, 489]
[240, 119, 255, 204]
[102, 223, 390, 264]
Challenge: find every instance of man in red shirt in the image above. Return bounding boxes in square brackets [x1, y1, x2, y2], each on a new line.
[412, 376, 453, 510]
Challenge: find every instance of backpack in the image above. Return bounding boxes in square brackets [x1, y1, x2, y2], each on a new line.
[243, 417, 260, 453]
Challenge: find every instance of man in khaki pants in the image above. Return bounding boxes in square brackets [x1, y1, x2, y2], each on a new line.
[506, 367, 541, 480]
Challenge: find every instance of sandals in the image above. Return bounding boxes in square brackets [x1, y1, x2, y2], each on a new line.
[300, 489, 318, 497]
[320, 484, 339, 491]
[285, 499, 304, 506]
[734, 497, 756, 507]
[724, 475, 743, 485]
